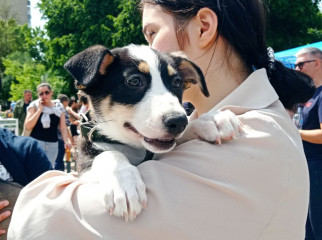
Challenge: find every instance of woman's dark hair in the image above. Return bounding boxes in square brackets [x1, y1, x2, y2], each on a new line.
[57, 94, 69, 103]
[140, 0, 315, 109]
[68, 97, 76, 107]
[80, 95, 88, 105]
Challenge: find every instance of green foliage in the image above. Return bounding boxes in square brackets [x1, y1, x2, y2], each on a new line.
[38, 0, 146, 94]
[266, 0, 322, 51]
[110, 0, 146, 47]
[0, 18, 47, 107]
[3, 52, 67, 101]
[0, 19, 46, 69]
[0, 19, 25, 71]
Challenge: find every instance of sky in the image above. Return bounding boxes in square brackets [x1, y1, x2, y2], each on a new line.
[30, 0, 46, 29]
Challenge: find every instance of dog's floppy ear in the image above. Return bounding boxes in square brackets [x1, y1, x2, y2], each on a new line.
[171, 51, 209, 97]
[64, 45, 114, 90]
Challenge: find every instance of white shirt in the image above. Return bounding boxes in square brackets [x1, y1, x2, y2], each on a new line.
[0, 161, 12, 182]
[8, 69, 309, 240]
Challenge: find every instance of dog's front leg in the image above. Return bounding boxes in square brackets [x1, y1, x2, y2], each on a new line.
[177, 110, 243, 145]
[89, 151, 147, 221]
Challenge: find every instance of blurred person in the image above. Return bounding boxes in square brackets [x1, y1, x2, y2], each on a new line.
[0, 127, 52, 237]
[54, 94, 74, 171]
[66, 97, 80, 144]
[78, 95, 89, 115]
[13, 90, 32, 135]
[24, 83, 71, 166]
[295, 47, 322, 240]
[4, 102, 16, 119]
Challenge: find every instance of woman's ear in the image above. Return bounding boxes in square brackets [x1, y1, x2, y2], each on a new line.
[195, 8, 218, 48]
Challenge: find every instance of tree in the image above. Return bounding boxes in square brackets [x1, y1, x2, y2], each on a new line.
[110, 0, 146, 47]
[3, 51, 67, 101]
[266, 0, 322, 51]
[38, 0, 146, 95]
[0, 18, 47, 107]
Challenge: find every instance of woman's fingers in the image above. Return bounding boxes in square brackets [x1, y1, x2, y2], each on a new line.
[0, 200, 9, 210]
[0, 211, 11, 221]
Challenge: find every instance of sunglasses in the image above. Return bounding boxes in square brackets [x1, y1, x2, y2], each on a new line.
[294, 60, 316, 70]
[38, 90, 51, 96]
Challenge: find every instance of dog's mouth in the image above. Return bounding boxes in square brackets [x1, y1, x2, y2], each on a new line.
[124, 122, 176, 152]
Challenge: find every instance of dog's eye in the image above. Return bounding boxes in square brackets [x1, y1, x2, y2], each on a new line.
[125, 76, 143, 87]
[172, 76, 182, 88]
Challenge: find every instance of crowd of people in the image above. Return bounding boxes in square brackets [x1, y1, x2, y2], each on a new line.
[0, 85, 90, 238]
[0, 0, 321, 238]
[1, 87, 89, 169]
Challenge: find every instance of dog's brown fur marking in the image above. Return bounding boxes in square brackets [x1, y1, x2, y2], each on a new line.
[99, 54, 114, 75]
[167, 65, 176, 76]
[138, 62, 150, 74]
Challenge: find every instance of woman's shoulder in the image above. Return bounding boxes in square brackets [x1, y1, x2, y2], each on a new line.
[28, 100, 39, 110]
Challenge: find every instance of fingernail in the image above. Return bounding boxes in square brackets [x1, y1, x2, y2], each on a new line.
[0, 229, 6, 234]
[3, 211, 11, 217]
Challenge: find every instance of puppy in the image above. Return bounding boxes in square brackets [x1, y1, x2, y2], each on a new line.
[64, 44, 241, 221]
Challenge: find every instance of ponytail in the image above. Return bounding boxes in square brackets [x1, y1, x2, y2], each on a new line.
[266, 60, 315, 110]
[253, 48, 315, 110]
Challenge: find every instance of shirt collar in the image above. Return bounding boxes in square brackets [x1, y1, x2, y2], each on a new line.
[212, 68, 279, 113]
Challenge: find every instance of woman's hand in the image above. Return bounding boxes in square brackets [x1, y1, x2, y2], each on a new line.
[0, 200, 11, 235]
[24, 101, 44, 130]
[64, 142, 72, 149]
[38, 100, 44, 112]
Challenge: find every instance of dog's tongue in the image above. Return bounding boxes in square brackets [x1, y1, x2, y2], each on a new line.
[144, 137, 175, 150]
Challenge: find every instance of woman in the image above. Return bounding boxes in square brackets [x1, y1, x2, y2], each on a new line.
[8, 1, 315, 239]
[24, 83, 71, 166]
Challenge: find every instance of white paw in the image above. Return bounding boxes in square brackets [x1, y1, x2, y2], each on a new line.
[178, 110, 243, 144]
[103, 164, 147, 221]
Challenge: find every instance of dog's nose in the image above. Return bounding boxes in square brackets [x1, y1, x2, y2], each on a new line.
[163, 113, 188, 135]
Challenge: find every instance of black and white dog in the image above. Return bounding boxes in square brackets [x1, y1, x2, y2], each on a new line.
[64, 44, 241, 221]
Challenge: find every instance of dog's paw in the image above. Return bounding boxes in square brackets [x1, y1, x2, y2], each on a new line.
[103, 164, 147, 222]
[178, 110, 243, 144]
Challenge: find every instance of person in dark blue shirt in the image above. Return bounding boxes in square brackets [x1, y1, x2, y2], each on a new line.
[295, 47, 322, 240]
[0, 127, 53, 236]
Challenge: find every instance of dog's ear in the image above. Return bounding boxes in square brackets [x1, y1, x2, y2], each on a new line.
[171, 51, 209, 97]
[64, 45, 114, 90]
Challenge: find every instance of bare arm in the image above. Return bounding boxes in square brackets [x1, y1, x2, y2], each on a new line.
[24, 102, 43, 130]
[67, 127, 74, 145]
[66, 106, 81, 120]
[59, 114, 72, 148]
[299, 123, 322, 144]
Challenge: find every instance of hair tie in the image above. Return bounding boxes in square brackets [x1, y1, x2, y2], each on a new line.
[267, 47, 276, 77]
